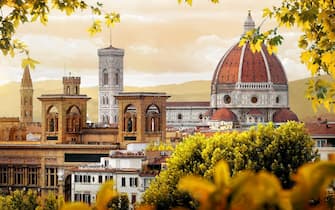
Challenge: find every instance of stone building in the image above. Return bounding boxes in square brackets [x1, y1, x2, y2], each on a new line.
[116, 92, 170, 148]
[166, 11, 298, 129]
[210, 11, 298, 128]
[38, 76, 90, 144]
[98, 46, 124, 125]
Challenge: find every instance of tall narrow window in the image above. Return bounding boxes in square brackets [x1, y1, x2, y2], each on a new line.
[103, 69, 108, 85]
[121, 177, 126, 187]
[115, 72, 119, 85]
[28, 168, 38, 186]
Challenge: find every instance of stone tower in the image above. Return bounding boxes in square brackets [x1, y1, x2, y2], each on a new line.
[98, 45, 124, 125]
[20, 66, 33, 123]
[38, 76, 90, 144]
[63, 75, 80, 95]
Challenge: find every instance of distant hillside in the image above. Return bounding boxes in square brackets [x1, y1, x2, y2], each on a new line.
[0, 78, 333, 122]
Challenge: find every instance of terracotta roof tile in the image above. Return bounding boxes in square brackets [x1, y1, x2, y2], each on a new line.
[273, 109, 299, 122]
[211, 108, 237, 121]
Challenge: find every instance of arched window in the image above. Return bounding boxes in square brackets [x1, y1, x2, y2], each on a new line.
[47, 106, 59, 132]
[146, 104, 160, 132]
[103, 69, 108, 85]
[115, 71, 119, 85]
[66, 106, 81, 133]
[177, 113, 182, 120]
[106, 96, 109, 105]
[75, 86, 79, 95]
[124, 104, 137, 132]
[276, 96, 280, 103]
[102, 96, 105, 105]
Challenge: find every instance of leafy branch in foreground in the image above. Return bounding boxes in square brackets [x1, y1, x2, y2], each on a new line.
[0, 0, 120, 69]
[178, 160, 335, 210]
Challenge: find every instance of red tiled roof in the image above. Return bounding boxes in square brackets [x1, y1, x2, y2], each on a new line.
[273, 109, 299, 122]
[212, 43, 287, 85]
[211, 108, 237, 121]
[305, 122, 335, 136]
[216, 43, 241, 84]
[166, 101, 210, 107]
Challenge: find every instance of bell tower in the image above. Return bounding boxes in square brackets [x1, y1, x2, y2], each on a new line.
[63, 75, 81, 95]
[20, 66, 33, 123]
[98, 45, 124, 125]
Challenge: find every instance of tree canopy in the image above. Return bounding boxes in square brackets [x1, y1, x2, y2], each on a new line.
[142, 122, 318, 210]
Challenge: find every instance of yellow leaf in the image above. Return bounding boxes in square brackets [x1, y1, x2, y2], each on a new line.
[291, 161, 335, 209]
[178, 175, 215, 205]
[96, 180, 118, 210]
[311, 99, 319, 113]
[40, 14, 48, 25]
[214, 160, 230, 188]
[263, 8, 272, 18]
[21, 57, 40, 70]
[65, 7, 74, 16]
[60, 202, 91, 210]
[238, 38, 247, 47]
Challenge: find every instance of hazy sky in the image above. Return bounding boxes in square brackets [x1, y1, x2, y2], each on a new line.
[1, 0, 309, 87]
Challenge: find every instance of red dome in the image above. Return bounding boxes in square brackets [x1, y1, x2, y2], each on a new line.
[273, 109, 299, 123]
[211, 108, 237, 121]
[212, 43, 287, 86]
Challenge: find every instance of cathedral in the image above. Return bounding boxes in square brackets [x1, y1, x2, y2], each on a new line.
[0, 11, 304, 199]
[96, 11, 298, 130]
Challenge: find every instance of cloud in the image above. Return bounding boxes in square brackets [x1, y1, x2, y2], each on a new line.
[124, 69, 212, 87]
[129, 44, 159, 55]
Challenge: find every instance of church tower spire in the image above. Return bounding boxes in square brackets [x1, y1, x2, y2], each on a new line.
[20, 65, 33, 123]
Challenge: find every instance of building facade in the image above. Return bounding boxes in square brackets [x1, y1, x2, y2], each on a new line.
[38, 76, 91, 144]
[70, 150, 158, 208]
[116, 92, 170, 148]
[98, 46, 124, 125]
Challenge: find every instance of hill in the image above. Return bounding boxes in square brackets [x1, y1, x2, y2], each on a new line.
[0, 78, 333, 122]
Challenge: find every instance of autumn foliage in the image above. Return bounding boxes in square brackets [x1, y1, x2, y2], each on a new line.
[142, 122, 317, 209]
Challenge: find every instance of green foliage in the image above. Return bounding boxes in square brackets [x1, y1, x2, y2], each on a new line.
[142, 122, 318, 209]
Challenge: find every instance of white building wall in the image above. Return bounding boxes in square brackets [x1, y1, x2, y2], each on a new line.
[166, 106, 209, 128]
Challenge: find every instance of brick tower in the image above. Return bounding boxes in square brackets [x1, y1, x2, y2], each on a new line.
[20, 66, 33, 123]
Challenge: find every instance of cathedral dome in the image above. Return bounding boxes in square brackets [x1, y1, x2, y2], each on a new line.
[211, 43, 287, 87]
[211, 108, 237, 121]
[211, 12, 287, 95]
[273, 109, 299, 123]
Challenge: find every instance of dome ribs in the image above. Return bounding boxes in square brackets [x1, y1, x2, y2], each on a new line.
[262, 45, 287, 84]
[241, 44, 268, 83]
[217, 44, 241, 84]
